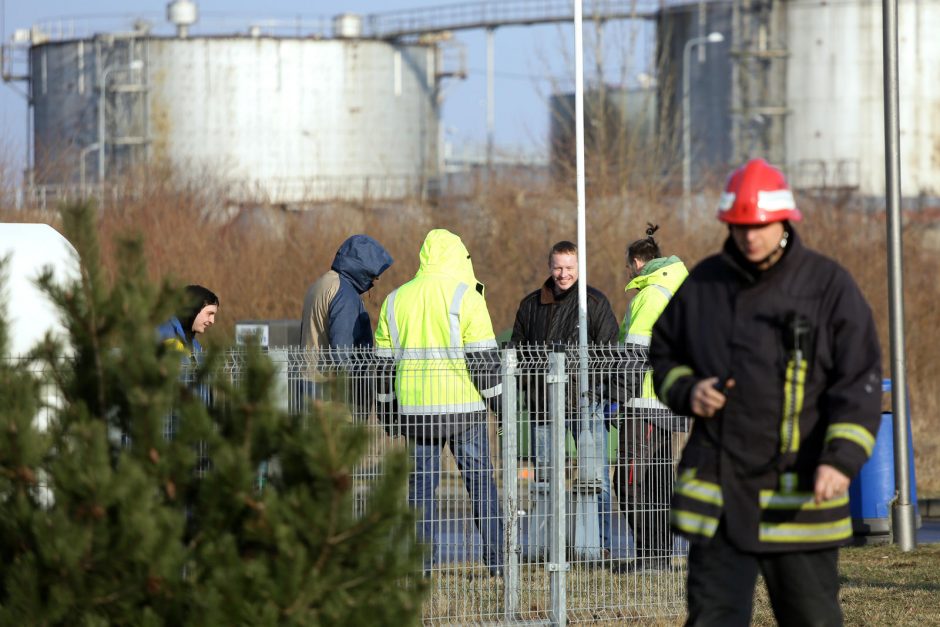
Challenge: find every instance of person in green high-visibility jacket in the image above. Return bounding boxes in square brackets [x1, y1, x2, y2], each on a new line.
[616, 224, 688, 572]
[375, 229, 504, 577]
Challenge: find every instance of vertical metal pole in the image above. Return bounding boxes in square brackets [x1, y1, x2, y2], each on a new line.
[697, 0, 707, 62]
[98, 66, 107, 184]
[682, 39, 694, 218]
[501, 348, 520, 620]
[486, 27, 495, 173]
[574, 0, 589, 441]
[548, 349, 568, 626]
[268, 348, 290, 412]
[882, 0, 915, 552]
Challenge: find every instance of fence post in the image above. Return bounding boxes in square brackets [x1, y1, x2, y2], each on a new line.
[267, 348, 290, 412]
[501, 348, 520, 620]
[548, 347, 568, 626]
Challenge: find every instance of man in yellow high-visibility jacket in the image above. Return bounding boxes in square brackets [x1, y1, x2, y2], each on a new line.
[375, 229, 503, 577]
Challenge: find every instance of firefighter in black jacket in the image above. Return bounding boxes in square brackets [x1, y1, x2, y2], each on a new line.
[649, 159, 881, 626]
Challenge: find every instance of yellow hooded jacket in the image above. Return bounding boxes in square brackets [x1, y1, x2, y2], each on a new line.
[375, 230, 500, 428]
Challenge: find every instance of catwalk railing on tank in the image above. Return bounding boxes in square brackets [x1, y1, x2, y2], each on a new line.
[365, 0, 663, 40]
[227, 343, 691, 624]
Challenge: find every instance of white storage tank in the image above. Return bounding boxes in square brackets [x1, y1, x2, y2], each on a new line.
[785, 0, 940, 198]
[27, 16, 441, 203]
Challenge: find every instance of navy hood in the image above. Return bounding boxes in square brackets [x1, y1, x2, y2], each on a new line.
[331, 235, 394, 294]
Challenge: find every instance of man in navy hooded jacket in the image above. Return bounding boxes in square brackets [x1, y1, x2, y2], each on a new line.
[301, 234, 393, 349]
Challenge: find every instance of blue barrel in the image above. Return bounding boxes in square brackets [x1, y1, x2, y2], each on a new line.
[848, 379, 919, 535]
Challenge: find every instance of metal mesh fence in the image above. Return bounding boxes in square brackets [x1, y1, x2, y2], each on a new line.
[15, 345, 689, 624]
[261, 344, 689, 624]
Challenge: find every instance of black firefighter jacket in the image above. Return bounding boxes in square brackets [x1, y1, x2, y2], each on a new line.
[510, 279, 620, 421]
[649, 226, 881, 553]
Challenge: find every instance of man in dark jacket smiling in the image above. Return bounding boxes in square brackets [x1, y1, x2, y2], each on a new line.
[650, 159, 881, 626]
[301, 234, 393, 349]
[511, 240, 620, 560]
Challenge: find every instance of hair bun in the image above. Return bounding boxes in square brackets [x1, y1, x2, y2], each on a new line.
[645, 223, 660, 239]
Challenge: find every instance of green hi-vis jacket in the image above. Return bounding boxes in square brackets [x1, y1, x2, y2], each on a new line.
[374, 229, 501, 439]
[618, 256, 689, 404]
[649, 227, 882, 552]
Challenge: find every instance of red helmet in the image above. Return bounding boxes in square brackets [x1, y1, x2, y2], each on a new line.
[717, 159, 802, 224]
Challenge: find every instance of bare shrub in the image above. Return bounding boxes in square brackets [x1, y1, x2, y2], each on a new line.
[1, 159, 937, 494]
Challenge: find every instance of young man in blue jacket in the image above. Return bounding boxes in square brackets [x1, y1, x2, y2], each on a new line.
[301, 234, 393, 349]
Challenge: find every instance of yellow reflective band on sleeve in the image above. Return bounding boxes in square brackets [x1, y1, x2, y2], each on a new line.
[164, 338, 186, 352]
[759, 490, 849, 511]
[825, 423, 876, 457]
[660, 365, 694, 401]
[675, 470, 724, 507]
[672, 510, 720, 538]
[758, 517, 852, 543]
[780, 358, 806, 454]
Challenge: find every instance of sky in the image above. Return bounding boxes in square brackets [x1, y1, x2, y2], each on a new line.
[1, 0, 653, 174]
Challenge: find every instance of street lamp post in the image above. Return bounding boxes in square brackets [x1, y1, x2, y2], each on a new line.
[97, 59, 143, 184]
[79, 142, 100, 197]
[682, 32, 724, 216]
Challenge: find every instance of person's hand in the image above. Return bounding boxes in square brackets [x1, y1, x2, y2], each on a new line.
[690, 377, 735, 418]
[814, 464, 850, 504]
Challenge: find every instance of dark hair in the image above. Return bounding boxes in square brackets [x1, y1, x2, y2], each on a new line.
[180, 285, 219, 340]
[548, 240, 578, 265]
[627, 223, 662, 263]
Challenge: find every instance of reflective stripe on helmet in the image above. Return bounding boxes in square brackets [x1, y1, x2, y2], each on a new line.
[718, 189, 795, 214]
[758, 189, 796, 212]
[718, 192, 736, 211]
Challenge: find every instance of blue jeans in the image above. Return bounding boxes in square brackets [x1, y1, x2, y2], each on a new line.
[532, 413, 613, 552]
[409, 423, 504, 573]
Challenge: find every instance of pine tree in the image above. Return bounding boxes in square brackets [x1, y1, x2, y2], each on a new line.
[0, 201, 425, 625]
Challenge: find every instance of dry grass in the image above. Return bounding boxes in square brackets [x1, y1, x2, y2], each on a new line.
[424, 561, 686, 625]
[2, 171, 938, 493]
[421, 543, 940, 625]
[754, 543, 940, 626]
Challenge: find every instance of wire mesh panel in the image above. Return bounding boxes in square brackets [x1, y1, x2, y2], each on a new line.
[278, 346, 510, 624]
[20, 344, 688, 624]
[267, 344, 690, 624]
[576, 345, 689, 622]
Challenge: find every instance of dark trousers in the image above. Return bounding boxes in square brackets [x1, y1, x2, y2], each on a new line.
[686, 522, 842, 627]
[616, 418, 673, 561]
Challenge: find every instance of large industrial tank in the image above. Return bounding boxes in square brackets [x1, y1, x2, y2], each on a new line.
[549, 86, 658, 182]
[28, 11, 441, 203]
[786, 0, 940, 197]
[657, 0, 940, 199]
[656, 0, 734, 188]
